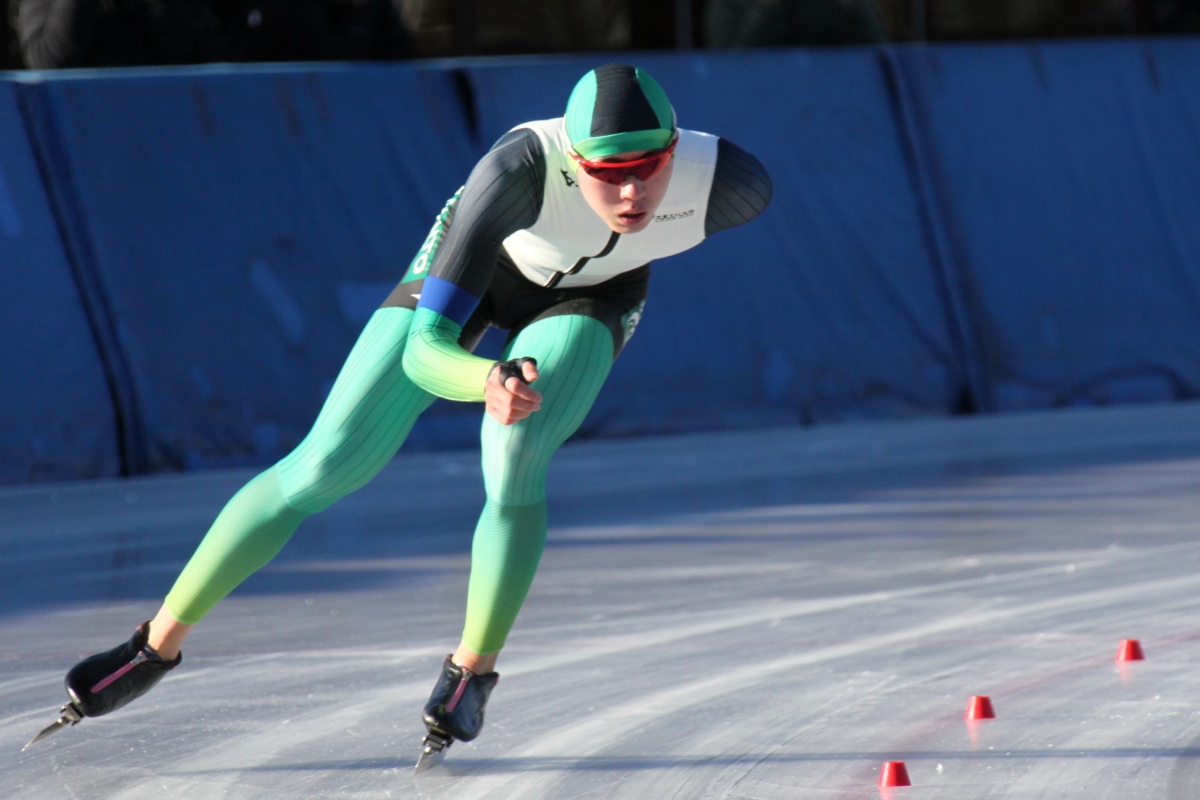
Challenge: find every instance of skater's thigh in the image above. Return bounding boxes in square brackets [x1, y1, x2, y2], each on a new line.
[480, 312, 616, 505]
[277, 307, 435, 512]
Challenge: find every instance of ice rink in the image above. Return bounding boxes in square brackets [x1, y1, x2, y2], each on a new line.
[5, 402, 1200, 799]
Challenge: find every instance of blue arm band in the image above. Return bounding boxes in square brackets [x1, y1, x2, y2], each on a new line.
[416, 275, 481, 327]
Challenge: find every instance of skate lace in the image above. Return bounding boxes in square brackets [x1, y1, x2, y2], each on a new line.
[90, 650, 149, 694]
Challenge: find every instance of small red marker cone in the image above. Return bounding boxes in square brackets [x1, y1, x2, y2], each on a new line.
[878, 760, 911, 788]
[1116, 639, 1145, 662]
[965, 695, 996, 720]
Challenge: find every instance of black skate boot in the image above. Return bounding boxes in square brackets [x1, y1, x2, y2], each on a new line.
[66, 620, 181, 716]
[415, 656, 499, 770]
[24, 621, 181, 750]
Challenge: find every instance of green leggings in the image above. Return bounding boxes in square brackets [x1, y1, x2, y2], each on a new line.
[164, 306, 614, 654]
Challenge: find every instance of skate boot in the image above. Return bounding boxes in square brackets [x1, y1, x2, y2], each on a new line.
[24, 621, 181, 750]
[66, 620, 182, 716]
[415, 656, 499, 770]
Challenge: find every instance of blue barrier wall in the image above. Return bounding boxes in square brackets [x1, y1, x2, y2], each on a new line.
[893, 40, 1200, 411]
[0, 81, 121, 483]
[17, 65, 480, 472]
[2, 39, 1199, 484]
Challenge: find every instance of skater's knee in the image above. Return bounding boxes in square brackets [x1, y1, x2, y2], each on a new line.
[480, 430, 560, 505]
[483, 463, 551, 506]
[274, 453, 335, 512]
[275, 436, 388, 514]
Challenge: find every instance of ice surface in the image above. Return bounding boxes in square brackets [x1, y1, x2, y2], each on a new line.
[5, 402, 1200, 798]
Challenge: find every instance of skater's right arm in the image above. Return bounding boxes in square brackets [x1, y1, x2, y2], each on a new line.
[483, 358, 541, 424]
[402, 129, 545, 402]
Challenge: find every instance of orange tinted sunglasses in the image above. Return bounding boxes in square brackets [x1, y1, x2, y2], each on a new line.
[569, 135, 678, 185]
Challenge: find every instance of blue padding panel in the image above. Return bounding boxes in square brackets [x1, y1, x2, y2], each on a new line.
[895, 39, 1200, 410]
[13, 43, 1200, 484]
[27, 64, 479, 470]
[0, 80, 120, 484]
[470, 52, 962, 434]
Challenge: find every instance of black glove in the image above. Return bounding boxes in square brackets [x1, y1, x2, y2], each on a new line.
[493, 357, 537, 385]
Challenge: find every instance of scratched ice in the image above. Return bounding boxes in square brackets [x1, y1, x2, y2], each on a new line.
[5, 402, 1200, 799]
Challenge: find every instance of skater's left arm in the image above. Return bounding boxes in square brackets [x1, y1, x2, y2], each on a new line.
[704, 138, 773, 236]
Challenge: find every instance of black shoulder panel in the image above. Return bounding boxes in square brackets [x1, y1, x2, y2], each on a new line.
[704, 138, 773, 236]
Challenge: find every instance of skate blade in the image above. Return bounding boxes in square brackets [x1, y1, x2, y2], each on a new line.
[22, 703, 83, 751]
[414, 746, 446, 772]
[414, 731, 452, 773]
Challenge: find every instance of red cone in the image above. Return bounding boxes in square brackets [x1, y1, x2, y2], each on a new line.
[878, 760, 911, 788]
[965, 695, 996, 720]
[1116, 639, 1145, 662]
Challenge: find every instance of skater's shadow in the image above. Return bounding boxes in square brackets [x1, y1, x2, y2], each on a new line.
[432, 746, 1200, 776]
[203, 745, 1200, 778]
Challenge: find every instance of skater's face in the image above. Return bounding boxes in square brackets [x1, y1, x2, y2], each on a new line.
[573, 144, 675, 234]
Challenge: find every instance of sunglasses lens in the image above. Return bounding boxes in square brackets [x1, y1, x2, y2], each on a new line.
[583, 151, 671, 185]
[630, 158, 665, 181]
[592, 167, 627, 185]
